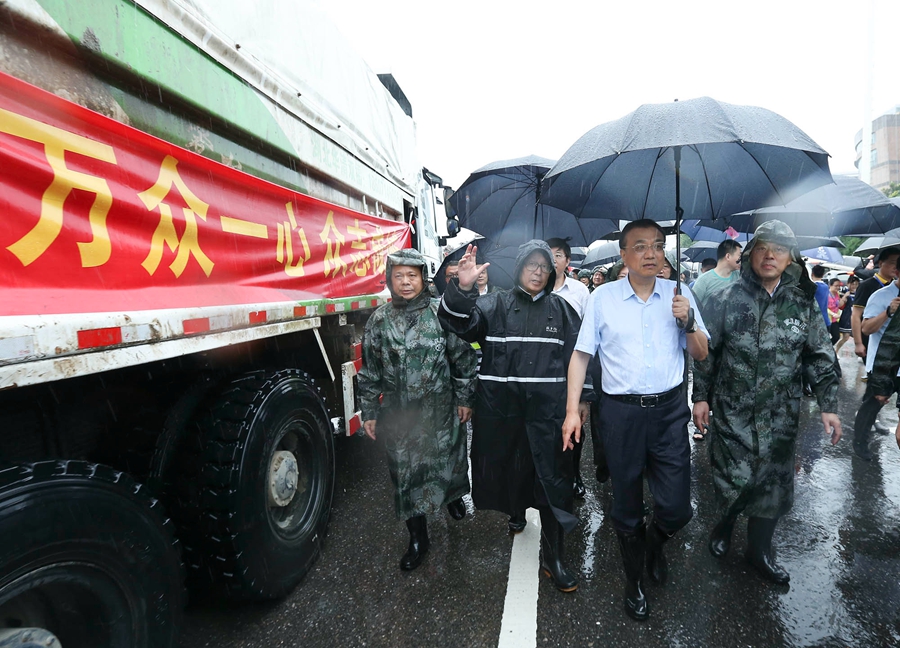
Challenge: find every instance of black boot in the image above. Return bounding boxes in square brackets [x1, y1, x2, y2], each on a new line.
[745, 517, 789, 584]
[447, 498, 466, 521]
[709, 512, 738, 559]
[539, 508, 578, 592]
[400, 516, 429, 571]
[646, 521, 674, 585]
[508, 511, 527, 534]
[615, 527, 649, 621]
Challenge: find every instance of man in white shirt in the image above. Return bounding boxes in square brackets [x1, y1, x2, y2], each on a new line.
[547, 238, 592, 499]
[563, 220, 709, 622]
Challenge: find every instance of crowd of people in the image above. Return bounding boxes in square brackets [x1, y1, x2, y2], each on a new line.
[355, 217, 900, 622]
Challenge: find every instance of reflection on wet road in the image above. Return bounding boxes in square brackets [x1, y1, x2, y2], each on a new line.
[181, 349, 900, 647]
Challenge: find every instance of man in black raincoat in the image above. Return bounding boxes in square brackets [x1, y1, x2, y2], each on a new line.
[438, 240, 588, 593]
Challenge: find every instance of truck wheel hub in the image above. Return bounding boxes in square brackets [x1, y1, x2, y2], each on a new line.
[268, 450, 299, 507]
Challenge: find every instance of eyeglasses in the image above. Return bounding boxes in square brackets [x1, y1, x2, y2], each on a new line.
[525, 261, 552, 273]
[753, 243, 790, 257]
[624, 242, 665, 254]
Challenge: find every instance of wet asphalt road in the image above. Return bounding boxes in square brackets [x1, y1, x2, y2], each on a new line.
[180, 349, 900, 647]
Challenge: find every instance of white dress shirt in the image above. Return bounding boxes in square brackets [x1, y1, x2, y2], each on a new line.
[553, 275, 591, 318]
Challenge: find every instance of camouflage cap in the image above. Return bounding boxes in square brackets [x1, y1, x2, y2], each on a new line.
[743, 220, 802, 263]
[386, 248, 430, 283]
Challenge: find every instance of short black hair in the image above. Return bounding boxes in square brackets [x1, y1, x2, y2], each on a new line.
[717, 239, 742, 261]
[620, 219, 665, 249]
[701, 258, 717, 270]
[811, 265, 826, 278]
[829, 278, 842, 286]
[848, 275, 860, 284]
[545, 238, 571, 259]
[877, 246, 900, 264]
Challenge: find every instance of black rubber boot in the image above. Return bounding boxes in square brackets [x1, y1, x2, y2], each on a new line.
[709, 511, 738, 559]
[646, 521, 674, 585]
[447, 498, 466, 521]
[745, 517, 789, 584]
[573, 435, 586, 499]
[400, 516, 429, 571]
[615, 527, 649, 621]
[539, 508, 578, 592]
[508, 511, 527, 534]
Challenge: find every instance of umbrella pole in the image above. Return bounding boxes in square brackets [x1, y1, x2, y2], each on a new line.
[674, 145, 693, 331]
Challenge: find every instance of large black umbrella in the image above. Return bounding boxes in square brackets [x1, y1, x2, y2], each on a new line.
[540, 97, 833, 296]
[681, 241, 723, 264]
[448, 155, 619, 249]
[727, 177, 900, 237]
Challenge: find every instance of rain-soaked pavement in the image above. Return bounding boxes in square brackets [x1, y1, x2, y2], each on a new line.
[180, 348, 900, 647]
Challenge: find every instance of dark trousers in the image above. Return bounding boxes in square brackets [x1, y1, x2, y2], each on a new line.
[589, 399, 607, 470]
[599, 394, 693, 535]
[853, 375, 900, 441]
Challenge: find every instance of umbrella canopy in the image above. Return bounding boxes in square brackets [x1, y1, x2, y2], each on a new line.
[681, 241, 721, 263]
[448, 155, 618, 249]
[581, 241, 622, 268]
[541, 97, 832, 224]
[541, 97, 832, 293]
[727, 177, 900, 237]
[853, 227, 900, 257]
[801, 246, 846, 265]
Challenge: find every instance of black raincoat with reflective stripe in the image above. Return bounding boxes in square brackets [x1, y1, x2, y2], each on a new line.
[438, 242, 583, 531]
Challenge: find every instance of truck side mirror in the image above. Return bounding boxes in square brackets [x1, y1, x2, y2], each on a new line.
[446, 219, 460, 237]
[443, 187, 457, 218]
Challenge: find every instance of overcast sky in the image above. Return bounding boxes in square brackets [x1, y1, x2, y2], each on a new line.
[322, 0, 899, 191]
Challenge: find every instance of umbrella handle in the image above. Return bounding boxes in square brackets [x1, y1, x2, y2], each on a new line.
[676, 306, 694, 330]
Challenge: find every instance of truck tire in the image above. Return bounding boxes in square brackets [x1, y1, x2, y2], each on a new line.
[178, 368, 334, 600]
[0, 461, 184, 648]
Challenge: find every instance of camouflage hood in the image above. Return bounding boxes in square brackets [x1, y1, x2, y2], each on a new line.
[513, 239, 556, 298]
[741, 220, 816, 299]
[386, 248, 430, 308]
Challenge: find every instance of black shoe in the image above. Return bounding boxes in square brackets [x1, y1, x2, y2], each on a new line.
[853, 439, 874, 461]
[745, 517, 789, 585]
[616, 527, 649, 621]
[508, 511, 527, 534]
[400, 516, 429, 571]
[709, 514, 737, 559]
[646, 522, 672, 585]
[539, 508, 578, 592]
[573, 474, 586, 500]
[596, 463, 610, 484]
[447, 498, 466, 521]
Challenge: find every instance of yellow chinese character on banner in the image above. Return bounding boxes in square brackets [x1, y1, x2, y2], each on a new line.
[1, 107, 117, 268]
[138, 155, 214, 278]
[319, 210, 348, 278]
[369, 225, 388, 276]
[276, 203, 311, 276]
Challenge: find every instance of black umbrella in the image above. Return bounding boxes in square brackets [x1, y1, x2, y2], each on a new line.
[581, 242, 621, 268]
[448, 155, 618, 249]
[727, 177, 900, 237]
[541, 97, 833, 299]
[681, 241, 722, 263]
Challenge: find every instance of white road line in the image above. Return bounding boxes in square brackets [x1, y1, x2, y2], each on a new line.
[497, 508, 541, 648]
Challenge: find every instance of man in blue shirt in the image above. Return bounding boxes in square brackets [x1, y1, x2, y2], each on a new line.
[563, 219, 709, 621]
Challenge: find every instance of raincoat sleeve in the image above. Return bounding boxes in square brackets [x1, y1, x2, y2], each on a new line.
[357, 312, 384, 422]
[691, 290, 726, 403]
[447, 333, 477, 408]
[870, 309, 900, 397]
[438, 279, 488, 344]
[803, 299, 840, 413]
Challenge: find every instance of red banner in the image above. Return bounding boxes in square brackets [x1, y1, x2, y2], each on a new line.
[0, 71, 410, 316]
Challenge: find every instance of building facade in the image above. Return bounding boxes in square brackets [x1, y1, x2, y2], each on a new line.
[855, 108, 900, 192]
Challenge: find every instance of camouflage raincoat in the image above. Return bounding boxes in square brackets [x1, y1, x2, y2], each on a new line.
[692, 223, 839, 518]
[358, 249, 477, 520]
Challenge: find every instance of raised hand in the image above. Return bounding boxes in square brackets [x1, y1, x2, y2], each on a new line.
[457, 244, 490, 291]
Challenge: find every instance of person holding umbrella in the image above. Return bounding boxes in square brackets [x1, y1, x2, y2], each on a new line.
[439, 241, 589, 593]
[690, 221, 841, 585]
[563, 219, 709, 621]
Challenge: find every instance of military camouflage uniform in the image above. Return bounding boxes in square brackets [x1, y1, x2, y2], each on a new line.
[869, 302, 900, 399]
[358, 249, 477, 520]
[692, 223, 839, 519]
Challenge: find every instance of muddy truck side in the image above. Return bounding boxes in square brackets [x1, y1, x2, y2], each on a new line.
[0, 1, 450, 645]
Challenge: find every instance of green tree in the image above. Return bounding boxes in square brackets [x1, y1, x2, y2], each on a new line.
[840, 236, 866, 256]
[883, 182, 900, 198]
